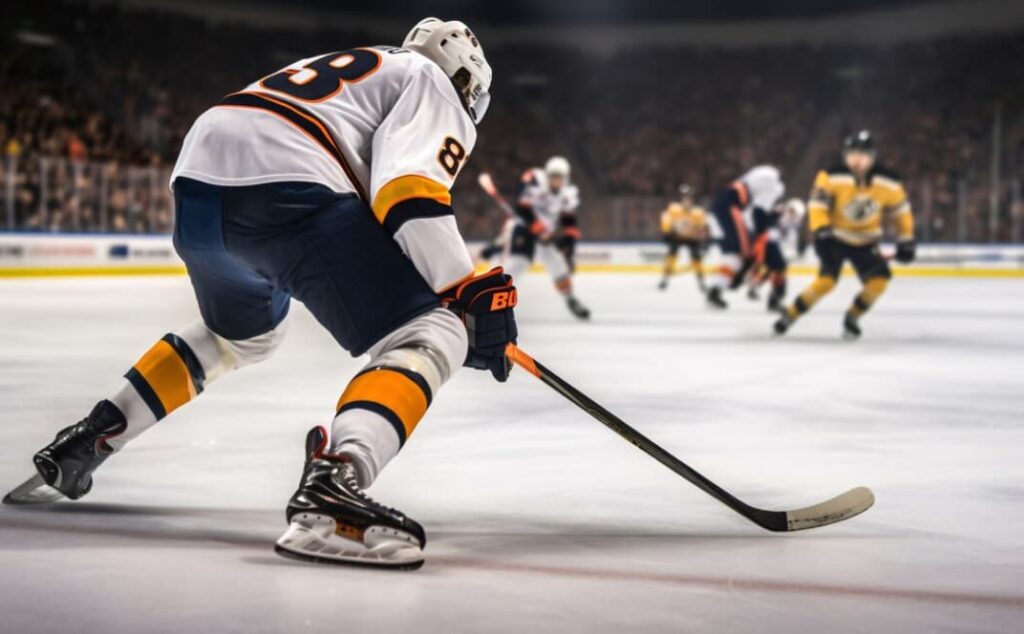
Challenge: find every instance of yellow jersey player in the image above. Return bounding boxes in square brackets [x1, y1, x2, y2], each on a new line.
[774, 130, 916, 338]
[658, 184, 708, 291]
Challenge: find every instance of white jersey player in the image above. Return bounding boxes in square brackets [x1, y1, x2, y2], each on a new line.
[5, 18, 519, 572]
[501, 156, 591, 319]
[706, 164, 787, 309]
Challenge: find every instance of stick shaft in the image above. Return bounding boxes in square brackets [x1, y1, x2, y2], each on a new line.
[477, 173, 517, 218]
[505, 344, 773, 527]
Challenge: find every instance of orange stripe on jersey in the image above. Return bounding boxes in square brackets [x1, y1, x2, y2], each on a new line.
[133, 340, 196, 415]
[372, 175, 451, 225]
[336, 368, 430, 443]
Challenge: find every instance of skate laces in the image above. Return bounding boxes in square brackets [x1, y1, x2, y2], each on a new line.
[333, 462, 401, 518]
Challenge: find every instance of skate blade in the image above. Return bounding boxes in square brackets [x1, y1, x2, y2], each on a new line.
[3, 473, 65, 505]
[274, 513, 424, 571]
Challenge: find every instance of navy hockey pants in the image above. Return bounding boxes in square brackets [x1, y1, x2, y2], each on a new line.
[172, 177, 440, 356]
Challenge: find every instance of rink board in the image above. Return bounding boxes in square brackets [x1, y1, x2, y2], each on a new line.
[0, 234, 1023, 277]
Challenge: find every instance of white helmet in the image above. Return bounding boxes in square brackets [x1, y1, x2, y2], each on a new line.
[403, 18, 492, 124]
[545, 156, 571, 179]
[783, 197, 806, 220]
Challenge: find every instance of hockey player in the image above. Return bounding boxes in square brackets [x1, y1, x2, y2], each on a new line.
[658, 184, 708, 292]
[4, 18, 516, 571]
[744, 198, 805, 312]
[503, 156, 590, 320]
[774, 130, 915, 338]
[705, 165, 786, 309]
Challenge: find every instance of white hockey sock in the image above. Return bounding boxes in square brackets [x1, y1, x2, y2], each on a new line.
[330, 308, 466, 488]
[106, 319, 287, 450]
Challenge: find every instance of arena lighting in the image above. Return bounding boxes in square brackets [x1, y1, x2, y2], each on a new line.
[14, 30, 58, 47]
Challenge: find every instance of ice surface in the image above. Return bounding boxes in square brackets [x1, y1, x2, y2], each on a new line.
[1, 272, 1022, 633]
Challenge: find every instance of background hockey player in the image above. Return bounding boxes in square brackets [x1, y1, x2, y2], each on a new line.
[774, 130, 916, 338]
[503, 156, 591, 320]
[5, 18, 518, 571]
[705, 165, 786, 309]
[744, 197, 806, 312]
[658, 183, 708, 292]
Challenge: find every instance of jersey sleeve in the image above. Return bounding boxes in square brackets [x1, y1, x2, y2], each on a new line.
[369, 62, 478, 292]
[660, 209, 673, 234]
[884, 180, 914, 240]
[807, 170, 833, 232]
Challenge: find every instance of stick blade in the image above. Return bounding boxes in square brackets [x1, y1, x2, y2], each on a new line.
[785, 486, 875, 531]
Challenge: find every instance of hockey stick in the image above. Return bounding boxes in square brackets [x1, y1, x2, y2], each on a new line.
[505, 344, 874, 532]
[477, 172, 517, 219]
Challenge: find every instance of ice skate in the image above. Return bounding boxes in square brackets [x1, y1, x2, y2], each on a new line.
[773, 313, 793, 336]
[567, 296, 591, 320]
[4, 400, 126, 505]
[843, 313, 862, 340]
[658, 278, 669, 291]
[275, 427, 426, 570]
[706, 287, 728, 310]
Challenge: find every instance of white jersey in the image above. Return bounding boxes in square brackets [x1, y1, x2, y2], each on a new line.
[171, 46, 477, 292]
[516, 168, 580, 232]
[738, 165, 785, 214]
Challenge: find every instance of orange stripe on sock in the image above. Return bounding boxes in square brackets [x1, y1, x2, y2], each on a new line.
[133, 340, 195, 415]
[336, 369, 429, 439]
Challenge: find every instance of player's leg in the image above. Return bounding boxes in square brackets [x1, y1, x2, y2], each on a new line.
[8, 178, 290, 504]
[660, 239, 680, 290]
[477, 221, 509, 265]
[539, 241, 590, 320]
[842, 244, 893, 339]
[501, 221, 535, 279]
[688, 240, 707, 291]
[774, 243, 844, 334]
[707, 206, 748, 309]
[249, 193, 467, 567]
[764, 239, 788, 313]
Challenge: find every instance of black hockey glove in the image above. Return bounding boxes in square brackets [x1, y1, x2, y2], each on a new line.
[895, 239, 916, 264]
[813, 227, 838, 261]
[442, 267, 518, 382]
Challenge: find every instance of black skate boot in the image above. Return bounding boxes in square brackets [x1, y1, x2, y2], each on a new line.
[4, 400, 127, 505]
[773, 313, 794, 335]
[706, 287, 728, 310]
[747, 287, 760, 301]
[843, 313, 862, 340]
[567, 296, 591, 320]
[658, 278, 669, 291]
[275, 426, 426, 570]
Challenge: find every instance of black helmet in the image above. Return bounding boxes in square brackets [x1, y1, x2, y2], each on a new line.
[843, 129, 875, 154]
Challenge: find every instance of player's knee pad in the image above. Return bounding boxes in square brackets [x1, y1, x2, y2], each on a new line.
[366, 307, 467, 396]
[216, 318, 289, 370]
